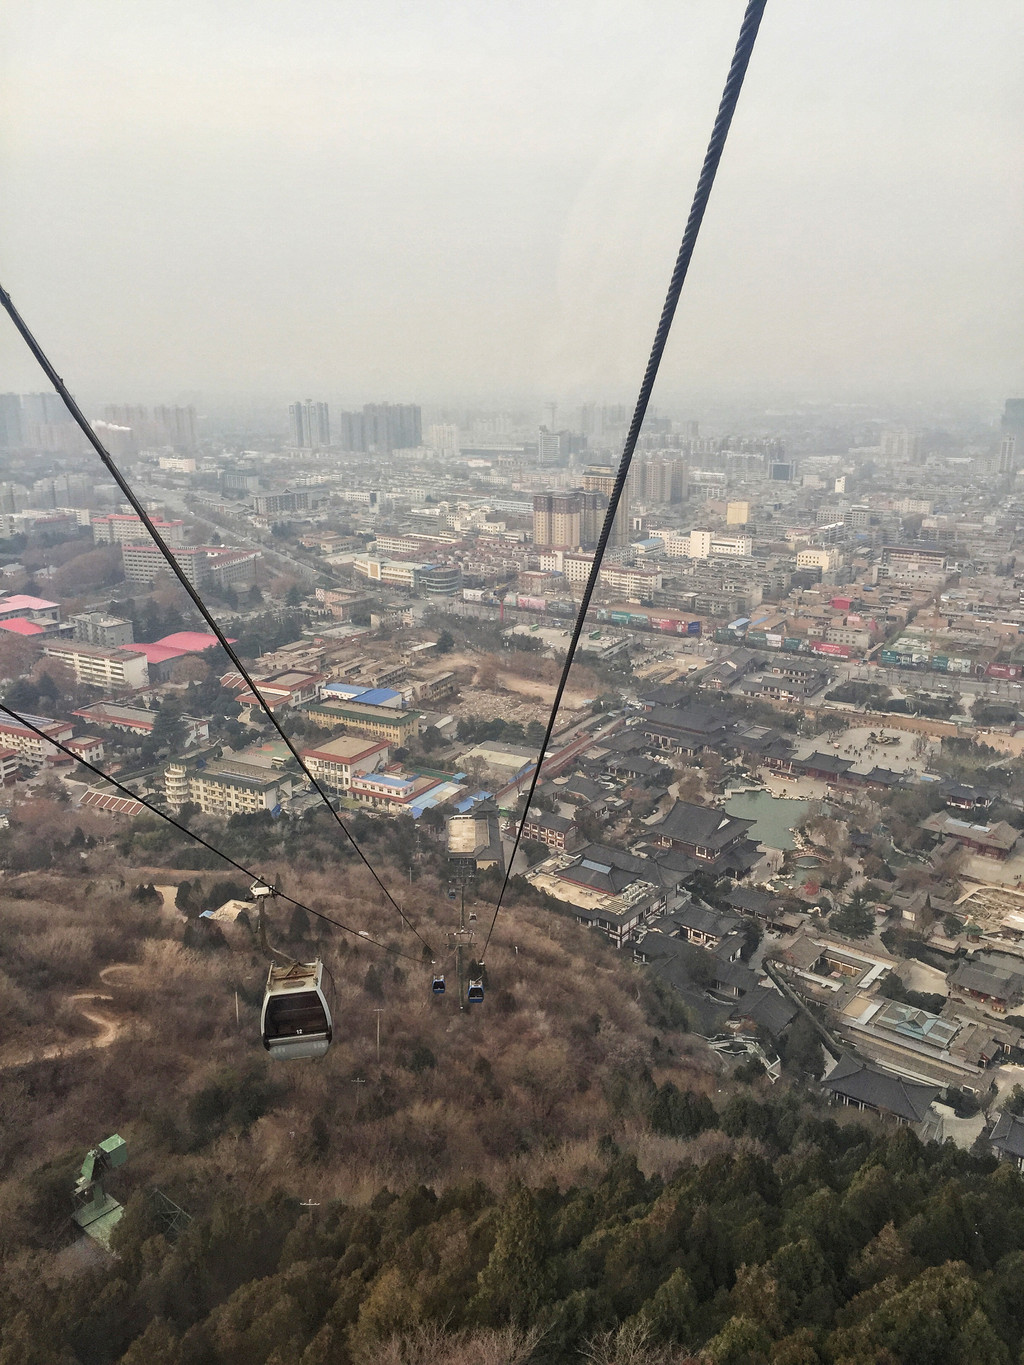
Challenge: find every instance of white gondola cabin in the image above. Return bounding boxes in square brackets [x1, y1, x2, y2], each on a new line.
[261, 960, 333, 1060]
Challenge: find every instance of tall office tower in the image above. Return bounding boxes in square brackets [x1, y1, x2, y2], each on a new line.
[288, 400, 330, 450]
[427, 423, 460, 458]
[537, 427, 562, 466]
[154, 405, 198, 450]
[583, 464, 632, 547]
[0, 394, 23, 448]
[533, 492, 582, 548]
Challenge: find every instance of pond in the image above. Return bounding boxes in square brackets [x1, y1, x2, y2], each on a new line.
[723, 790, 811, 852]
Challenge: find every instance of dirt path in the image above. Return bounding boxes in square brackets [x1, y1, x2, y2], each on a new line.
[0, 965, 140, 1071]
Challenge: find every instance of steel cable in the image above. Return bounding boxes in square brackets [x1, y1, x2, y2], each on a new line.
[483, 0, 767, 954]
[0, 281, 436, 959]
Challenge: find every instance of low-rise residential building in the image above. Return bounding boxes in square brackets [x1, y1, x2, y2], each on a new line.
[302, 698, 422, 746]
[72, 702, 210, 746]
[164, 760, 284, 816]
[0, 714, 75, 764]
[70, 612, 134, 648]
[314, 587, 371, 620]
[0, 593, 61, 625]
[990, 1112, 1024, 1171]
[301, 735, 389, 791]
[43, 642, 150, 691]
[348, 768, 445, 814]
[233, 669, 329, 713]
[950, 959, 1024, 1014]
[0, 747, 22, 784]
[91, 513, 186, 546]
[922, 812, 1019, 862]
[65, 735, 105, 765]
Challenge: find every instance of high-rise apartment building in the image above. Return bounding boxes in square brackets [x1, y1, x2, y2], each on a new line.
[154, 405, 197, 450]
[0, 395, 24, 448]
[335, 403, 421, 453]
[289, 400, 331, 450]
[426, 424, 460, 458]
[533, 492, 581, 549]
[583, 465, 632, 547]
[879, 427, 923, 461]
[1000, 400, 1024, 476]
[641, 456, 686, 505]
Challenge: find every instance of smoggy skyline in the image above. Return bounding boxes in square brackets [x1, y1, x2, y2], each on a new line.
[1, 1, 1022, 411]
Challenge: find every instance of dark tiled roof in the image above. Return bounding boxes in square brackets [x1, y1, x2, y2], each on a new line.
[734, 987, 798, 1035]
[727, 886, 784, 917]
[655, 801, 755, 849]
[824, 1054, 940, 1124]
[674, 903, 743, 939]
[991, 1111, 1024, 1160]
[952, 961, 1024, 1002]
[795, 752, 854, 776]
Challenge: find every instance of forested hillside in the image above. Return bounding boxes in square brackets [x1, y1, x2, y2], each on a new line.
[3, 1099, 1024, 1364]
[2, 802, 1023, 1363]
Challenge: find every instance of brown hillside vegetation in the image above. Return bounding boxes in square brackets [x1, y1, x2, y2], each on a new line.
[0, 822, 715, 1234]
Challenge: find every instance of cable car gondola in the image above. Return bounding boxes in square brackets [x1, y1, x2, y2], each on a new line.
[431, 974, 446, 995]
[467, 977, 484, 1004]
[261, 960, 333, 1060]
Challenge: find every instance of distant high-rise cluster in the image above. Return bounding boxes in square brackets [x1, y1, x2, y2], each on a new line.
[102, 403, 198, 451]
[0, 392, 83, 452]
[337, 404, 422, 453]
[289, 400, 331, 450]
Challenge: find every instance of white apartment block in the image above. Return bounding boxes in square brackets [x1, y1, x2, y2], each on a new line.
[538, 549, 595, 586]
[164, 762, 282, 816]
[91, 513, 187, 546]
[43, 642, 149, 691]
[656, 530, 752, 559]
[0, 715, 74, 764]
[598, 565, 663, 596]
[797, 547, 841, 573]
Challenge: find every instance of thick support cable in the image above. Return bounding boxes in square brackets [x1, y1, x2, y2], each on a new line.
[484, 0, 767, 954]
[0, 281, 434, 958]
[0, 701, 425, 964]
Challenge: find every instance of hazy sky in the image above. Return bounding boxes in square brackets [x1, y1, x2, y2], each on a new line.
[1, 1, 1022, 411]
